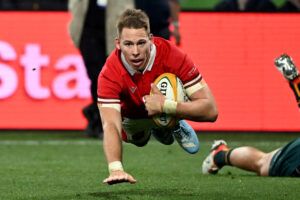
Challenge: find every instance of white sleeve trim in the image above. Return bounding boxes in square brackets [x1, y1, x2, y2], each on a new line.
[185, 80, 207, 97]
[98, 103, 121, 112]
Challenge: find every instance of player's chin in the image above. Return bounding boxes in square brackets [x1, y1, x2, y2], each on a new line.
[131, 61, 144, 70]
[130, 65, 141, 71]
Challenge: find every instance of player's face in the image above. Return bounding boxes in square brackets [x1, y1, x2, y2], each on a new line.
[116, 28, 153, 71]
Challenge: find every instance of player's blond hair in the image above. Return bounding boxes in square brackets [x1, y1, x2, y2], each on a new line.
[117, 8, 150, 37]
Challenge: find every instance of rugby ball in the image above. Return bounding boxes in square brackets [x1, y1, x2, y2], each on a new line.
[151, 73, 187, 129]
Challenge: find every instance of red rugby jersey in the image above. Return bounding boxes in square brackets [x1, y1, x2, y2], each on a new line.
[97, 37, 202, 119]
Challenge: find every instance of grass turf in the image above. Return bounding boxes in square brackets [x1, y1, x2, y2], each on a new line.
[0, 131, 300, 200]
[180, 0, 286, 11]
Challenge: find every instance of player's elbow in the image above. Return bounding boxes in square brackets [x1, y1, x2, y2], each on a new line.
[193, 103, 218, 122]
[205, 103, 218, 122]
[208, 107, 218, 122]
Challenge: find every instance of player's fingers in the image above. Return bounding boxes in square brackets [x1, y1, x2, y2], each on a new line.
[142, 96, 147, 103]
[115, 174, 136, 184]
[105, 179, 132, 185]
[103, 173, 136, 185]
[150, 83, 161, 94]
[103, 176, 117, 183]
[103, 175, 119, 184]
[103, 177, 124, 185]
[103, 178, 110, 184]
[127, 174, 137, 184]
[107, 179, 126, 185]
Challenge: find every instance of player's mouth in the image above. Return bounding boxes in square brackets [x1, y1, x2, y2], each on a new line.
[131, 59, 144, 67]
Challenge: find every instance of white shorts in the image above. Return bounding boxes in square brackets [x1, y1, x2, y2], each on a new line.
[122, 118, 157, 142]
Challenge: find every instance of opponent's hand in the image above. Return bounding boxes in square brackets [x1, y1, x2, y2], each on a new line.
[144, 84, 165, 116]
[103, 170, 137, 185]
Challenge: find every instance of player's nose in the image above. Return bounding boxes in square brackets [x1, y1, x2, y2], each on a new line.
[132, 45, 139, 56]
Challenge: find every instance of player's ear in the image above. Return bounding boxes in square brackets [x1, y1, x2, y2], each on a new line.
[115, 37, 121, 50]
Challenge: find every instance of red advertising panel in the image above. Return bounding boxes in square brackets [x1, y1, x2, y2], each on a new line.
[179, 13, 300, 131]
[0, 12, 91, 129]
[0, 12, 299, 131]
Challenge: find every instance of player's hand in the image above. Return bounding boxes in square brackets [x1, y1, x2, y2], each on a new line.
[103, 170, 137, 185]
[143, 84, 165, 116]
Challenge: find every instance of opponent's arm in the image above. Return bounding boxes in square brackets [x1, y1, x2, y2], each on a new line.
[98, 105, 136, 185]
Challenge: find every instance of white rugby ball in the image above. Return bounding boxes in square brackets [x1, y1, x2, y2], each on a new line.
[151, 73, 187, 129]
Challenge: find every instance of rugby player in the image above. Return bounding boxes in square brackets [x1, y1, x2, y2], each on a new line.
[202, 139, 300, 177]
[97, 9, 218, 185]
[202, 54, 300, 177]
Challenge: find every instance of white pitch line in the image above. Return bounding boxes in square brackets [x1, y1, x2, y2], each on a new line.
[0, 140, 161, 146]
[0, 140, 102, 146]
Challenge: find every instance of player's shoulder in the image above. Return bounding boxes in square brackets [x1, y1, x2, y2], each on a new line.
[154, 37, 187, 72]
[154, 36, 185, 56]
[106, 49, 120, 66]
[153, 37, 172, 50]
[100, 49, 123, 76]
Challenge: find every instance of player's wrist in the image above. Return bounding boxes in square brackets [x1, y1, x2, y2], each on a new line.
[108, 161, 124, 174]
[163, 99, 177, 115]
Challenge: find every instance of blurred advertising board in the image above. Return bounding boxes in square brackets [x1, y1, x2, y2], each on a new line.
[0, 12, 299, 131]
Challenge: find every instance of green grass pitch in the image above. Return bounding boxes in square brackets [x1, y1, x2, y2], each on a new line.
[0, 131, 300, 200]
[180, 0, 286, 10]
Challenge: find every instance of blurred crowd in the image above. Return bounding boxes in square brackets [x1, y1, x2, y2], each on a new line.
[0, 0, 67, 10]
[0, 0, 299, 12]
[215, 0, 300, 12]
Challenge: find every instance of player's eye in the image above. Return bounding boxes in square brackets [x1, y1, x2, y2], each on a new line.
[137, 41, 146, 46]
[124, 42, 133, 47]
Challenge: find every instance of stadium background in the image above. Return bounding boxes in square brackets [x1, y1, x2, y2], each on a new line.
[1, 1, 300, 200]
[0, 0, 299, 132]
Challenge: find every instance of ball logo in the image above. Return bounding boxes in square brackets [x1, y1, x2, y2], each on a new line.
[151, 73, 186, 129]
[159, 81, 168, 96]
[159, 113, 168, 124]
[157, 81, 169, 125]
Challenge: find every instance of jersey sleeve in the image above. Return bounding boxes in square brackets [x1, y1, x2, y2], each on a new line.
[166, 43, 207, 97]
[97, 62, 122, 112]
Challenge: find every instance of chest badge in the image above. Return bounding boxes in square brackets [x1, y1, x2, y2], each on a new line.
[130, 86, 137, 93]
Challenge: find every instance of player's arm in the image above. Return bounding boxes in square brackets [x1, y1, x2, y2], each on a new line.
[144, 79, 218, 122]
[98, 104, 136, 185]
[176, 81, 218, 122]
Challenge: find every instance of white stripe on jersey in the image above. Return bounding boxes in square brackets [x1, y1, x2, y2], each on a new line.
[183, 74, 202, 88]
[97, 97, 120, 103]
[186, 81, 206, 97]
[98, 103, 121, 112]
